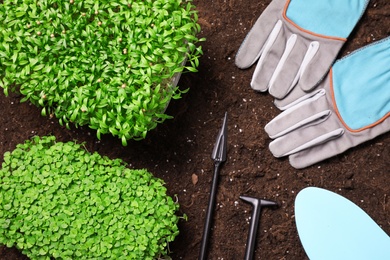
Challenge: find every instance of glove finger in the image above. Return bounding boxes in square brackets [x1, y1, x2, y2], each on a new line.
[250, 20, 289, 92]
[288, 135, 347, 169]
[235, 0, 286, 69]
[273, 85, 308, 110]
[268, 37, 317, 99]
[299, 39, 344, 91]
[268, 123, 344, 159]
[265, 89, 329, 139]
[235, 17, 282, 69]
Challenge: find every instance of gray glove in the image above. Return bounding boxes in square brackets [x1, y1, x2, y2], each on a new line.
[235, 0, 369, 99]
[265, 37, 390, 169]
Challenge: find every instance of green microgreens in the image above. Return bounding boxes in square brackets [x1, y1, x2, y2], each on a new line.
[0, 135, 182, 259]
[0, 0, 204, 145]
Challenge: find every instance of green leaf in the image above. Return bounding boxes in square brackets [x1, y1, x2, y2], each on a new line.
[15, 8, 27, 17]
[11, 52, 18, 63]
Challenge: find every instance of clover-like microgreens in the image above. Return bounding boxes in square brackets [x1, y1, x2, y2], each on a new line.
[0, 136, 182, 259]
[0, 0, 204, 145]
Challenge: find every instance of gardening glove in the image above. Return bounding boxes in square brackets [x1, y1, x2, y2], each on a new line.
[235, 0, 369, 99]
[264, 37, 390, 169]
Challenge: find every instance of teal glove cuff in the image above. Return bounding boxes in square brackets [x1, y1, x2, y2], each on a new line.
[286, 0, 370, 38]
[332, 37, 390, 131]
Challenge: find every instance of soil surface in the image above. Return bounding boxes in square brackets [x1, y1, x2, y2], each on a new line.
[1, 1, 390, 259]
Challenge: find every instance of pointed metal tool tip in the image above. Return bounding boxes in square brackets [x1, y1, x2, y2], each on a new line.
[211, 112, 228, 162]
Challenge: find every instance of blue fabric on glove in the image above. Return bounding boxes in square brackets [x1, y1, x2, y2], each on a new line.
[332, 38, 390, 131]
[286, 0, 369, 38]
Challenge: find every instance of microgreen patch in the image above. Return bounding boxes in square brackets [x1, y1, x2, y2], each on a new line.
[0, 136, 182, 259]
[0, 0, 204, 145]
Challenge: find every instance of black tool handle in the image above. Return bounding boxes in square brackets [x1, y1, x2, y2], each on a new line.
[199, 162, 221, 260]
[244, 201, 261, 260]
[240, 196, 278, 260]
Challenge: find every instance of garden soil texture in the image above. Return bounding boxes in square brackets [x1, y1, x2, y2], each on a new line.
[1, 0, 389, 259]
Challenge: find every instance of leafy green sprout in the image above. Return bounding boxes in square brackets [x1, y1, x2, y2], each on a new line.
[0, 135, 183, 259]
[0, 0, 205, 145]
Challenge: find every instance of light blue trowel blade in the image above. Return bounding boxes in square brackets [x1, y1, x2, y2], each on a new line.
[295, 187, 390, 260]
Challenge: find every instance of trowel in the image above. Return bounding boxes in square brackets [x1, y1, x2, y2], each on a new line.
[295, 187, 390, 259]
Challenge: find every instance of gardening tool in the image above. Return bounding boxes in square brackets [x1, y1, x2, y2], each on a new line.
[240, 196, 278, 260]
[295, 187, 390, 259]
[198, 112, 228, 260]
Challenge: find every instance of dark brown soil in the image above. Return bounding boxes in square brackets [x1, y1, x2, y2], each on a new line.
[1, 1, 389, 259]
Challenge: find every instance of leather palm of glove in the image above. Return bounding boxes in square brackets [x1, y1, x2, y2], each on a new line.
[265, 37, 390, 169]
[235, 0, 370, 99]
